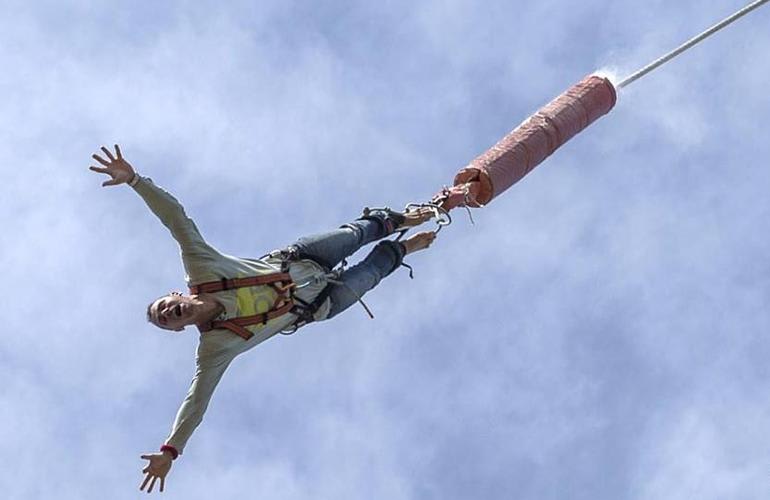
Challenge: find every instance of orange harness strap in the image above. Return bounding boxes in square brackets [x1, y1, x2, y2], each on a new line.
[191, 273, 297, 341]
[200, 302, 296, 340]
[189, 274, 293, 295]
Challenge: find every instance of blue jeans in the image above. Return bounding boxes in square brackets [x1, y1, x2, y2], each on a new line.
[289, 211, 406, 319]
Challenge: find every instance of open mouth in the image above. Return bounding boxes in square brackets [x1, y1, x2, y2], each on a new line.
[174, 304, 182, 318]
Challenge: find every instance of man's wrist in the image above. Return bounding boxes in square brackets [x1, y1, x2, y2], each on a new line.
[160, 444, 179, 460]
[128, 173, 140, 187]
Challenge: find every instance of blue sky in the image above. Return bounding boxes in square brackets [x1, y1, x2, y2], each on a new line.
[1, 1, 769, 499]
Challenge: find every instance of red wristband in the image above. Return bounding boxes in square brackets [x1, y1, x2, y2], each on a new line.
[160, 444, 179, 460]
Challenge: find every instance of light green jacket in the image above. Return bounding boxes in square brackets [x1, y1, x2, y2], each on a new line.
[133, 177, 330, 454]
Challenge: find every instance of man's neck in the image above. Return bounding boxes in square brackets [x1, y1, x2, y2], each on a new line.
[193, 294, 225, 327]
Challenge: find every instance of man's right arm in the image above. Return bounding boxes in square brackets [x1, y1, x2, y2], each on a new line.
[163, 342, 236, 455]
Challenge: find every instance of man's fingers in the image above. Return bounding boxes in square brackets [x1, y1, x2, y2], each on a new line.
[89, 166, 109, 174]
[101, 146, 116, 161]
[102, 179, 119, 187]
[92, 154, 110, 166]
[148, 476, 157, 493]
[140, 473, 151, 491]
[160, 477, 165, 493]
[115, 144, 123, 160]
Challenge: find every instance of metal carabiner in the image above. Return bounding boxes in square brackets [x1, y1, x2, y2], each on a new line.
[404, 202, 452, 234]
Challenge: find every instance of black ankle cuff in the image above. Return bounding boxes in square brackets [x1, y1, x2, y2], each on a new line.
[358, 209, 405, 236]
[374, 240, 406, 275]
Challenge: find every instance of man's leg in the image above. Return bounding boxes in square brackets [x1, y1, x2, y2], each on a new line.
[326, 231, 436, 319]
[289, 208, 432, 271]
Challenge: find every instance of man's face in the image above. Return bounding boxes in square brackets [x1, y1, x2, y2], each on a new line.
[148, 293, 196, 331]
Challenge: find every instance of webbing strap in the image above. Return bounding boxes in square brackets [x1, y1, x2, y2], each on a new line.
[200, 302, 297, 340]
[189, 273, 293, 295]
[191, 271, 298, 340]
[291, 286, 332, 326]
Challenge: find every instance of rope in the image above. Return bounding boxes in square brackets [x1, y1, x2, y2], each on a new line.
[618, 0, 770, 88]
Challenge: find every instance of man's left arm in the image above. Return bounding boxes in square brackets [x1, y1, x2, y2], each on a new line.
[89, 144, 215, 260]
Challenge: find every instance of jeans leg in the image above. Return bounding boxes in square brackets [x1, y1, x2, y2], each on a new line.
[290, 210, 403, 270]
[326, 240, 406, 319]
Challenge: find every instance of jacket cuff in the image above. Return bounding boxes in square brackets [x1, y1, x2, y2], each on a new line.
[160, 444, 179, 460]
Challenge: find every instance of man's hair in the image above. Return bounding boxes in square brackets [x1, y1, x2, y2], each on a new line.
[146, 295, 168, 325]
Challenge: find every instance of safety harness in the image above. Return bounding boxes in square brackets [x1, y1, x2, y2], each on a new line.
[191, 273, 299, 341]
[191, 204, 450, 341]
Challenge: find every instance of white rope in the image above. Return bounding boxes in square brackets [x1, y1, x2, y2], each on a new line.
[618, 0, 770, 88]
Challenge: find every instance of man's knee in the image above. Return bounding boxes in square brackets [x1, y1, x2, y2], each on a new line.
[338, 222, 366, 244]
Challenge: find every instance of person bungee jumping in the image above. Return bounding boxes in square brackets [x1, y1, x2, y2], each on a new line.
[89, 145, 438, 493]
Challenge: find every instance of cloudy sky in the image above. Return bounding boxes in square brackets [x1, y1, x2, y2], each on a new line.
[1, 1, 769, 498]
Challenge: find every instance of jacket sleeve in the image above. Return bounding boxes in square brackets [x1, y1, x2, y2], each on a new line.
[131, 176, 215, 259]
[164, 343, 236, 454]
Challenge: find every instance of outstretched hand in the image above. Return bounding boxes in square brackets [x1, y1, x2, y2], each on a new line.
[89, 144, 135, 187]
[140, 451, 173, 493]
